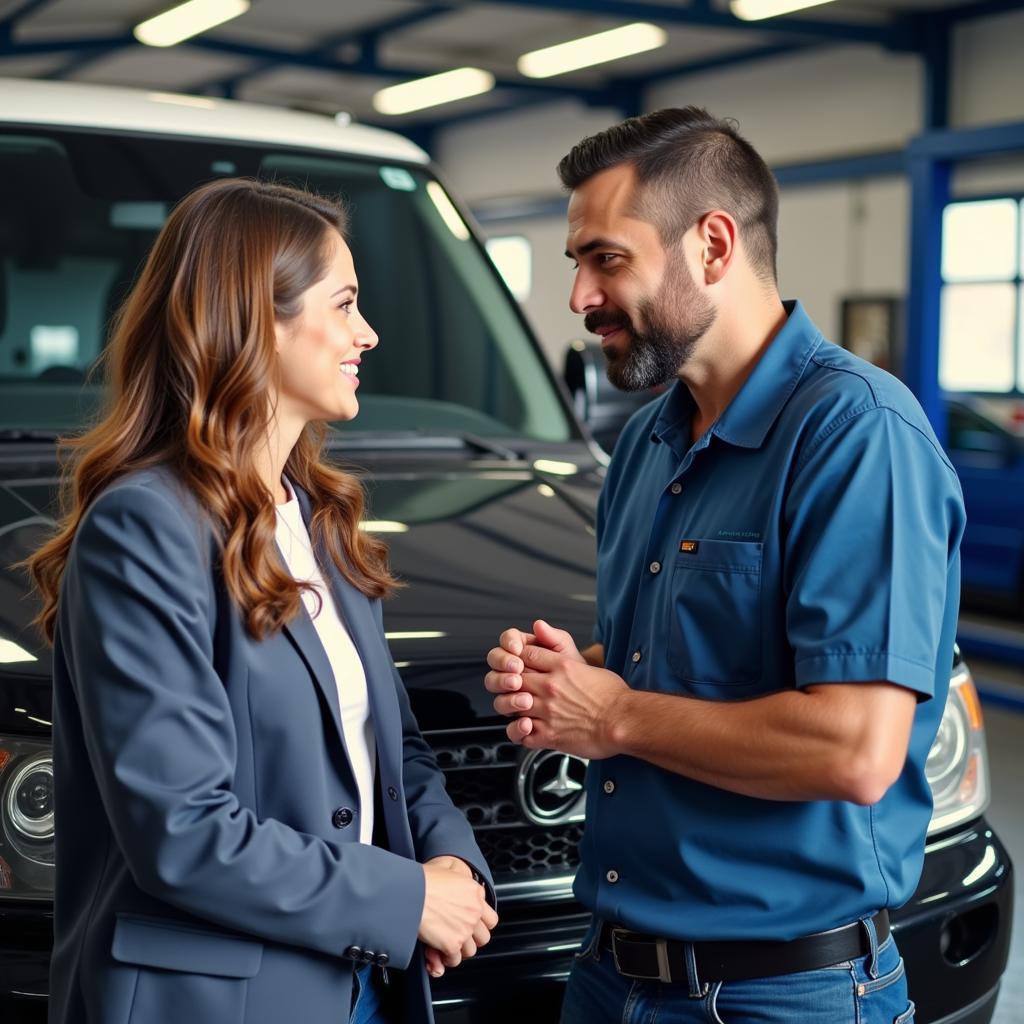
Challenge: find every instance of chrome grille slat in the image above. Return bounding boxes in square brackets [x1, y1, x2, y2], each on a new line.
[428, 727, 584, 882]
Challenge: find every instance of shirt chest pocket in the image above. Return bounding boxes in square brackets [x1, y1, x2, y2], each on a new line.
[667, 540, 763, 685]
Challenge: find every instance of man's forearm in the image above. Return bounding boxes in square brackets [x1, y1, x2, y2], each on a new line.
[608, 682, 914, 804]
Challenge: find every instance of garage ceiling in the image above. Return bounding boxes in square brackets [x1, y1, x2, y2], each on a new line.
[0, 0, 1014, 138]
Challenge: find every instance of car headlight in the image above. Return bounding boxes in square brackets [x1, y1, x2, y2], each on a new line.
[0, 737, 54, 899]
[926, 665, 990, 835]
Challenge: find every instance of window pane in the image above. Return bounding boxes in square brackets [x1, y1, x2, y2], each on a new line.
[939, 282, 1016, 392]
[942, 199, 1018, 282]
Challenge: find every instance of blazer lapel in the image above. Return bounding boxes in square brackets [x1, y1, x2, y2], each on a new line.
[279, 597, 352, 758]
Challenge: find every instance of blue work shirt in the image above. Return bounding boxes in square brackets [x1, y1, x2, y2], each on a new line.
[578, 300, 966, 941]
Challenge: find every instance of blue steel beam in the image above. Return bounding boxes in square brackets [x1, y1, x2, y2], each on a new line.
[943, 0, 1024, 22]
[0, 0, 56, 42]
[773, 150, 905, 186]
[185, 34, 606, 102]
[919, 15, 950, 131]
[449, 0, 920, 50]
[398, 41, 820, 138]
[909, 120, 1024, 160]
[0, 33, 130, 57]
[905, 155, 949, 441]
[0, 25, 605, 104]
[614, 41, 816, 87]
[469, 149, 907, 225]
[197, 5, 451, 96]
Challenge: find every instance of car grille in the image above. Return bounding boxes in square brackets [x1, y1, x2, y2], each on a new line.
[426, 727, 584, 883]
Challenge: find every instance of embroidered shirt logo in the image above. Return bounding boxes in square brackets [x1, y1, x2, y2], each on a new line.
[717, 530, 762, 539]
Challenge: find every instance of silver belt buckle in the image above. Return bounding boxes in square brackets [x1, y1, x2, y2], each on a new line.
[611, 928, 673, 983]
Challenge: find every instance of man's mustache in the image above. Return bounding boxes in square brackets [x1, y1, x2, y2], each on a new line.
[584, 312, 632, 335]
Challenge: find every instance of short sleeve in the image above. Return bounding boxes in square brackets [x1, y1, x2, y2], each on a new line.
[784, 408, 965, 698]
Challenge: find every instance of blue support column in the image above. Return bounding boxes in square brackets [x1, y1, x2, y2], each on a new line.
[905, 155, 950, 443]
[904, 14, 950, 443]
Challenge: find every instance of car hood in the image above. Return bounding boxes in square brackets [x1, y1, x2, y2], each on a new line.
[0, 456, 602, 732]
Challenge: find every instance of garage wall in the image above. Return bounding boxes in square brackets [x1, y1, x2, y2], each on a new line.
[434, 9, 1021, 368]
[950, 7, 1024, 195]
[951, 7, 1024, 129]
[438, 99, 623, 205]
[644, 45, 922, 165]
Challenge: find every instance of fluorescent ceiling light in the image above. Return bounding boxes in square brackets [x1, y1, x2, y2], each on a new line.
[518, 22, 667, 79]
[373, 68, 495, 116]
[134, 0, 250, 48]
[730, 0, 836, 20]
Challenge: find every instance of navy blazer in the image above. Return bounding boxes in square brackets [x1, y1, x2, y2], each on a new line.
[48, 464, 493, 1024]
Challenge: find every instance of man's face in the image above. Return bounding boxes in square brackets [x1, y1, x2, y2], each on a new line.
[565, 163, 715, 391]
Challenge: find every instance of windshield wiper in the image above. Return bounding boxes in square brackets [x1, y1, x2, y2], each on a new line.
[326, 430, 524, 461]
[0, 428, 63, 442]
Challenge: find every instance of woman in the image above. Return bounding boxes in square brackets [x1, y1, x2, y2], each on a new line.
[27, 179, 496, 1024]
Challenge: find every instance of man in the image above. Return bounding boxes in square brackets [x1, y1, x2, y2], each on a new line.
[485, 107, 963, 1024]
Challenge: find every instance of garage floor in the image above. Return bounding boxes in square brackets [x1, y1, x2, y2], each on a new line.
[973, 658, 1024, 1024]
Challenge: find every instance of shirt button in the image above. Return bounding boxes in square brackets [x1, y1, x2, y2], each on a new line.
[649, 561, 661, 574]
[631, 650, 642, 664]
[332, 807, 353, 829]
[387, 786, 399, 801]
[670, 482, 682, 495]
[603, 780, 615, 795]
[606, 869, 620, 883]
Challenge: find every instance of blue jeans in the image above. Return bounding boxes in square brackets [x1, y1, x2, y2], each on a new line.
[349, 964, 388, 1024]
[560, 917, 915, 1024]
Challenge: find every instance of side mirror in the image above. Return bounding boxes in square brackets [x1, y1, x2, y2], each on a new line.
[563, 339, 661, 453]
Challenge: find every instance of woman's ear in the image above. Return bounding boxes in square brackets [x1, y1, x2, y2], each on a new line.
[272, 319, 288, 354]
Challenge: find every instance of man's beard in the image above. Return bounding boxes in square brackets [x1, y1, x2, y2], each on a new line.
[586, 263, 716, 392]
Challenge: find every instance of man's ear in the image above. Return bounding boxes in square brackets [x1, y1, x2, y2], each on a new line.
[697, 210, 738, 285]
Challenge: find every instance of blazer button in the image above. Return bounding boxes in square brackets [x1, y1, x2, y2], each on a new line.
[387, 786, 399, 801]
[344, 945, 363, 960]
[332, 807, 354, 829]
[374, 953, 390, 967]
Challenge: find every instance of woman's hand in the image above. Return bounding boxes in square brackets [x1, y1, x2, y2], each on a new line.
[419, 858, 497, 976]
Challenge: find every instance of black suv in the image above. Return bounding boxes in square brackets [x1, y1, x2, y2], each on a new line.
[0, 79, 1014, 1024]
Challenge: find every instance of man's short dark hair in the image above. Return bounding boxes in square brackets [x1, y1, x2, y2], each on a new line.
[557, 107, 780, 283]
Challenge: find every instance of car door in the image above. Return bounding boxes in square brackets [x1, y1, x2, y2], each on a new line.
[946, 402, 1024, 601]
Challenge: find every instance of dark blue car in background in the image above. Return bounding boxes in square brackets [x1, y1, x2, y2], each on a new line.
[946, 397, 1024, 616]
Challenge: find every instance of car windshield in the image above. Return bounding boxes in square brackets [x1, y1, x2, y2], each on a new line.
[0, 128, 573, 442]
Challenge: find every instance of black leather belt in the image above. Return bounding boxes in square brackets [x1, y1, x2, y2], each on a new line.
[600, 909, 889, 985]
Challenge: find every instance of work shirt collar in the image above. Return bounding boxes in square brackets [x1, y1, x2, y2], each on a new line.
[651, 300, 824, 455]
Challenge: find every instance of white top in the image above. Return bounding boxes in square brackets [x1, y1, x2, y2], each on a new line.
[275, 477, 376, 844]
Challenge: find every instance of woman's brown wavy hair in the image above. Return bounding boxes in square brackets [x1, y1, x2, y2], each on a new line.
[26, 177, 397, 643]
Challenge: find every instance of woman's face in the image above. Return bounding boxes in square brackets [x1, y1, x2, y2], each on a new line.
[274, 231, 378, 425]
